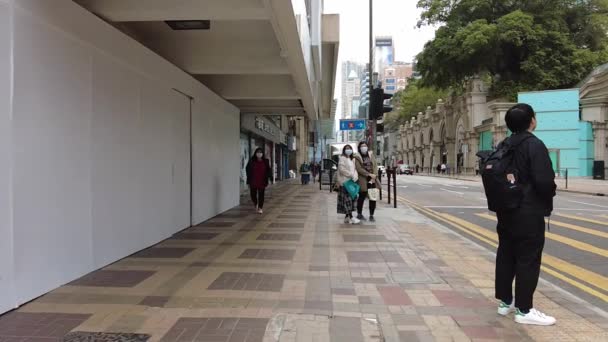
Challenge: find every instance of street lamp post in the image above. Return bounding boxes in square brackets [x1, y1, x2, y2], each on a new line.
[368, 0, 374, 153]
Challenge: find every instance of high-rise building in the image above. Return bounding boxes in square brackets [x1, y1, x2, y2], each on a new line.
[374, 36, 394, 78]
[340, 61, 366, 143]
[344, 70, 361, 118]
[382, 62, 414, 94]
[341, 61, 366, 119]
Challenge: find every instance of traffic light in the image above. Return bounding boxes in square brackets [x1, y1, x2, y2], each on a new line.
[369, 88, 393, 120]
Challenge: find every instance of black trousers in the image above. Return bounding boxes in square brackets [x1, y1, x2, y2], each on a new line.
[250, 187, 265, 209]
[357, 183, 376, 216]
[495, 211, 545, 311]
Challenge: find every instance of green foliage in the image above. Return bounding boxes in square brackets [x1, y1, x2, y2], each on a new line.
[383, 79, 448, 132]
[415, 0, 608, 100]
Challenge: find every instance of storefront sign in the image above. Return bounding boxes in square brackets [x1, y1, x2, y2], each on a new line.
[255, 117, 277, 136]
[241, 114, 282, 145]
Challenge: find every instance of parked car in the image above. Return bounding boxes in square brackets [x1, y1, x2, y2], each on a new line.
[399, 164, 413, 175]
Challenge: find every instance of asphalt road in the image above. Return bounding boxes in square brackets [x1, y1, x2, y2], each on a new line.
[388, 174, 608, 312]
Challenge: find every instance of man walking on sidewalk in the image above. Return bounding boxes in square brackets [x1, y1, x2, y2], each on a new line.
[491, 104, 557, 325]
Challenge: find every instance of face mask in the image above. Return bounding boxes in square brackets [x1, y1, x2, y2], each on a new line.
[345, 149, 353, 156]
[256, 153, 263, 158]
[360, 147, 368, 154]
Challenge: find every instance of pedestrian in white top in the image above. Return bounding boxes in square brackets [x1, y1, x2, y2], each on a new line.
[337, 145, 360, 224]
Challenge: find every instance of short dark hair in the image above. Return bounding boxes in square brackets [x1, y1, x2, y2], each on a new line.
[505, 103, 535, 133]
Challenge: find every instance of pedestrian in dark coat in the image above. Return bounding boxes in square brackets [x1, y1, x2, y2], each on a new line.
[493, 103, 557, 326]
[246, 148, 272, 214]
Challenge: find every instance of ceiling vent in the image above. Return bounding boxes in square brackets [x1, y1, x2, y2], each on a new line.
[166, 20, 210, 30]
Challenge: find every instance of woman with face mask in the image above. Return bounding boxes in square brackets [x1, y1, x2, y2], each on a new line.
[354, 141, 378, 222]
[336, 145, 360, 224]
[246, 148, 272, 214]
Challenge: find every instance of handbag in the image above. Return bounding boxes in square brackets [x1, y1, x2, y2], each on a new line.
[343, 179, 360, 200]
[367, 188, 379, 201]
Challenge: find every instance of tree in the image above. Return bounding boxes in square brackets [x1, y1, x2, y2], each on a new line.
[383, 79, 448, 132]
[415, 0, 608, 100]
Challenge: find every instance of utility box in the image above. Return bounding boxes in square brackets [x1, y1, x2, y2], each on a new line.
[593, 160, 605, 180]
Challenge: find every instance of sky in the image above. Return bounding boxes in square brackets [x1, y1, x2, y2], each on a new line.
[323, 0, 437, 125]
[324, 0, 437, 64]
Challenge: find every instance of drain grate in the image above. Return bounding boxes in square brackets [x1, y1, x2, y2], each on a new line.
[388, 270, 445, 284]
[64, 332, 150, 342]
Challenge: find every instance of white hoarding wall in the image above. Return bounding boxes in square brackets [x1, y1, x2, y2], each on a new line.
[0, 0, 240, 313]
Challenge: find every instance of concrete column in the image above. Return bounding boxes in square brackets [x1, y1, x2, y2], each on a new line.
[467, 133, 479, 174]
[432, 144, 441, 173]
[447, 140, 456, 174]
[493, 125, 508, 145]
[420, 147, 428, 173]
[593, 122, 608, 165]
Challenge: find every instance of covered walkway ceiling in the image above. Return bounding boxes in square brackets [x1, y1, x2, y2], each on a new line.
[74, 0, 339, 120]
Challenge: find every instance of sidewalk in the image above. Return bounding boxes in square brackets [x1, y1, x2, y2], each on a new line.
[0, 182, 606, 341]
[417, 173, 608, 196]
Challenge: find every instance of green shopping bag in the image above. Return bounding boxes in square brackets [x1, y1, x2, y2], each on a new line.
[343, 179, 360, 200]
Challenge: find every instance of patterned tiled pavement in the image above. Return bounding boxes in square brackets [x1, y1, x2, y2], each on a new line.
[1, 182, 607, 341]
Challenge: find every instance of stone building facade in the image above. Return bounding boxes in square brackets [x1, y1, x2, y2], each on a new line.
[397, 78, 490, 174]
[397, 65, 608, 175]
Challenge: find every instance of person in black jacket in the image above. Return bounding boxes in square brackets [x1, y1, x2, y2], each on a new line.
[246, 148, 272, 214]
[495, 104, 557, 326]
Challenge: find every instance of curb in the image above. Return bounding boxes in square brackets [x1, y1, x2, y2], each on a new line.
[417, 175, 607, 197]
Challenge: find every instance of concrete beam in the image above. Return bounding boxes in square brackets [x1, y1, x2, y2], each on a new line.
[196, 75, 299, 100]
[240, 107, 306, 115]
[128, 21, 290, 75]
[75, 0, 269, 21]
[171, 52, 289, 76]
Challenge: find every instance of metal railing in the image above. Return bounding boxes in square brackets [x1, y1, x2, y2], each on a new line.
[319, 169, 336, 192]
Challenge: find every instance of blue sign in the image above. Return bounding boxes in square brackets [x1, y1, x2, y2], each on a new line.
[340, 119, 367, 131]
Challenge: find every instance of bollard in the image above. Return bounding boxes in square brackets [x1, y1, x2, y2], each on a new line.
[387, 169, 391, 204]
[319, 170, 323, 191]
[393, 169, 397, 208]
[565, 168, 568, 190]
[379, 171, 383, 200]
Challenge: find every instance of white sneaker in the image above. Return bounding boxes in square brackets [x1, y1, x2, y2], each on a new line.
[515, 308, 556, 326]
[350, 217, 361, 224]
[257, 208, 263, 214]
[497, 301, 515, 316]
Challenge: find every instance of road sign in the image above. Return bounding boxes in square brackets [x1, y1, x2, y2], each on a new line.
[339, 119, 366, 131]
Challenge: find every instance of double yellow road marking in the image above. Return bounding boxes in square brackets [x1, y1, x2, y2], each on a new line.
[553, 214, 608, 239]
[398, 196, 608, 303]
[475, 213, 608, 258]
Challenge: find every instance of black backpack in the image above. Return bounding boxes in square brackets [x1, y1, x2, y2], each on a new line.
[477, 135, 531, 212]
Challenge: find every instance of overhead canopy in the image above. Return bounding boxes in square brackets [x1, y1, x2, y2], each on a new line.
[75, 0, 339, 119]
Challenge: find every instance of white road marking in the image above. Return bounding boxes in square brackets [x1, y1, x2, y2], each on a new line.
[440, 188, 465, 195]
[443, 184, 470, 189]
[565, 200, 608, 209]
[417, 184, 432, 188]
[421, 206, 608, 212]
[398, 186, 408, 188]
[556, 208, 608, 212]
[425, 206, 488, 209]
